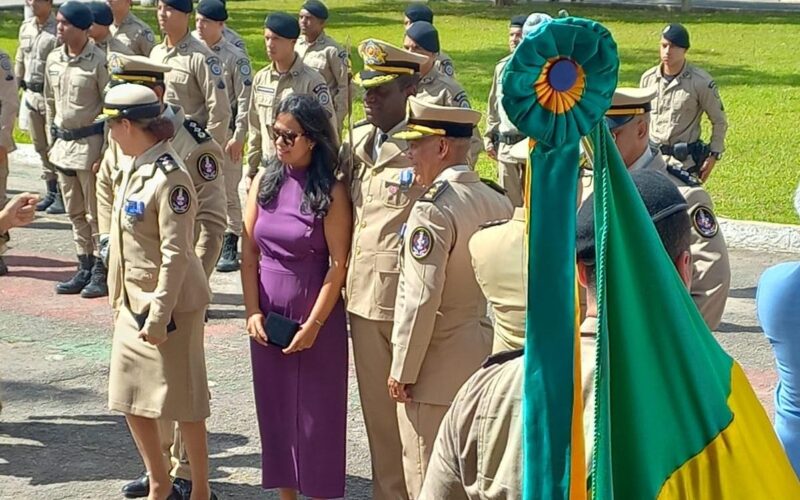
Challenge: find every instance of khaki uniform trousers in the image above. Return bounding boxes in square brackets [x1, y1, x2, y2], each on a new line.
[223, 130, 243, 236]
[58, 169, 98, 255]
[349, 314, 409, 500]
[24, 102, 55, 180]
[497, 160, 525, 208]
[194, 220, 225, 278]
[397, 401, 450, 499]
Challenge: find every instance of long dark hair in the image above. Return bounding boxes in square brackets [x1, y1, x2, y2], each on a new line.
[257, 94, 339, 218]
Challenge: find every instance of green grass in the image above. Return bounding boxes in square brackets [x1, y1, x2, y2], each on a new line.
[3, 0, 799, 222]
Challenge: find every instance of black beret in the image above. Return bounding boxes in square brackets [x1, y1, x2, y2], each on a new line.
[404, 3, 433, 24]
[265, 12, 300, 39]
[197, 0, 227, 21]
[301, 0, 329, 20]
[662, 23, 690, 49]
[510, 15, 527, 28]
[162, 0, 193, 14]
[88, 2, 113, 26]
[58, 2, 94, 30]
[406, 21, 439, 54]
[576, 169, 688, 262]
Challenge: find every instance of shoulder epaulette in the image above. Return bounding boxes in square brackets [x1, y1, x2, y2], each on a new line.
[666, 164, 701, 187]
[481, 178, 507, 195]
[482, 348, 524, 368]
[419, 180, 449, 202]
[183, 120, 212, 144]
[479, 218, 510, 230]
[156, 153, 179, 174]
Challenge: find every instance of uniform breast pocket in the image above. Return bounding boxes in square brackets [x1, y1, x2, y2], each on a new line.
[381, 181, 411, 208]
[68, 76, 95, 106]
[167, 70, 191, 98]
[20, 37, 32, 54]
[126, 266, 159, 292]
[671, 89, 698, 124]
[373, 252, 400, 311]
[254, 91, 275, 121]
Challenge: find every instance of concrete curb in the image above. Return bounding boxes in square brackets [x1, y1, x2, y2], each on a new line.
[8, 145, 800, 254]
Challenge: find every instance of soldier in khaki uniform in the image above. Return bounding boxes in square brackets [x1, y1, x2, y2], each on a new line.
[420, 170, 694, 500]
[388, 97, 513, 499]
[88, 2, 133, 56]
[15, 0, 61, 213]
[484, 15, 529, 207]
[246, 12, 335, 183]
[297, 0, 351, 133]
[340, 38, 427, 500]
[191, 16, 247, 54]
[604, 87, 730, 329]
[151, 0, 231, 147]
[45, 2, 110, 298]
[0, 50, 20, 276]
[402, 3, 455, 77]
[640, 24, 727, 181]
[194, 0, 252, 272]
[99, 84, 216, 500]
[107, 0, 156, 56]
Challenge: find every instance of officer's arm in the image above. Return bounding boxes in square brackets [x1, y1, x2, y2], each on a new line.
[14, 36, 24, 86]
[95, 142, 117, 235]
[146, 171, 197, 341]
[330, 47, 350, 123]
[484, 66, 501, 150]
[43, 59, 55, 145]
[312, 80, 338, 143]
[698, 79, 727, 153]
[232, 55, 252, 145]
[245, 81, 262, 177]
[139, 27, 156, 57]
[197, 54, 232, 146]
[0, 57, 18, 149]
[685, 188, 731, 330]
[390, 203, 454, 385]
[96, 61, 111, 158]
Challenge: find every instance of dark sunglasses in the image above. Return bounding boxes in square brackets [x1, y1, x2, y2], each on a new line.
[270, 127, 305, 147]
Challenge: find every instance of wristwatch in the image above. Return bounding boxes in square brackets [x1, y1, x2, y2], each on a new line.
[710, 151, 723, 160]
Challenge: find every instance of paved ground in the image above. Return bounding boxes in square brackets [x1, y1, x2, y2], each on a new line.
[1, 147, 797, 499]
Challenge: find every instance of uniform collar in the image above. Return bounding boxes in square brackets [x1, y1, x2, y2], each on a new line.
[163, 103, 184, 131]
[41, 13, 56, 30]
[643, 148, 668, 173]
[61, 40, 95, 62]
[95, 33, 113, 47]
[271, 54, 304, 77]
[419, 66, 442, 86]
[208, 36, 227, 52]
[658, 62, 691, 83]
[435, 164, 478, 183]
[628, 147, 654, 171]
[302, 32, 327, 47]
[168, 31, 193, 53]
[120, 12, 135, 27]
[132, 140, 170, 177]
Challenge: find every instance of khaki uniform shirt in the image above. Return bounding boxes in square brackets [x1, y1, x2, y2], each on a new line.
[391, 166, 514, 405]
[484, 54, 524, 163]
[339, 120, 424, 321]
[0, 50, 18, 153]
[93, 33, 134, 57]
[420, 318, 598, 499]
[97, 104, 226, 235]
[15, 13, 57, 116]
[640, 63, 728, 161]
[205, 37, 252, 145]
[435, 51, 455, 78]
[468, 207, 526, 353]
[246, 55, 335, 175]
[107, 141, 211, 340]
[296, 32, 350, 127]
[110, 12, 156, 57]
[150, 32, 232, 147]
[44, 42, 109, 170]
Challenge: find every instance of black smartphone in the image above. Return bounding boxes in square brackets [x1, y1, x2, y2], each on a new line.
[264, 311, 301, 349]
[133, 309, 177, 334]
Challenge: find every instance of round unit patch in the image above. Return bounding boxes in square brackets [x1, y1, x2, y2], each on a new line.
[692, 206, 718, 238]
[197, 153, 218, 181]
[169, 185, 191, 214]
[410, 227, 433, 260]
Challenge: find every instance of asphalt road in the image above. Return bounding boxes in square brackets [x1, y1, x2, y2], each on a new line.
[1, 148, 797, 499]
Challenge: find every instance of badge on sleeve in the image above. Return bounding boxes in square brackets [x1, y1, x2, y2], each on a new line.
[410, 227, 433, 260]
[313, 83, 331, 107]
[692, 206, 718, 238]
[454, 91, 471, 109]
[197, 153, 218, 181]
[441, 59, 454, 77]
[237, 58, 251, 76]
[169, 185, 191, 214]
[206, 56, 223, 76]
[144, 30, 155, 43]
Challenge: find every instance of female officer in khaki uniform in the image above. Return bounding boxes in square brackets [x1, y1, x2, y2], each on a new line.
[100, 83, 216, 500]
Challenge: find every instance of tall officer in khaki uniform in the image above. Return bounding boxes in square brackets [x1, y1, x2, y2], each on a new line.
[100, 84, 216, 500]
[191, 11, 248, 54]
[15, 0, 61, 213]
[604, 87, 730, 329]
[484, 15, 530, 207]
[403, 22, 483, 167]
[88, 2, 133, 56]
[402, 3, 455, 78]
[194, 0, 252, 273]
[388, 97, 513, 499]
[45, 2, 110, 298]
[296, 0, 351, 133]
[107, 0, 156, 56]
[420, 170, 694, 500]
[0, 50, 20, 276]
[640, 23, 727, 181]
[246, 13, 335, 184]
[340, 38, 427, 500]
[151, 0, 232, 147]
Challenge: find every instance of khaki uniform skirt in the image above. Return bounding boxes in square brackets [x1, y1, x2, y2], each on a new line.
[108, 308, 210, 422]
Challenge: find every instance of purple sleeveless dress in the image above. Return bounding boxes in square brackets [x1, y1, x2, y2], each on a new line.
[250, 166, 348, 498]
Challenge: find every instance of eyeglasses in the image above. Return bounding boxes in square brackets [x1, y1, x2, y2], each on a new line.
[270, 127, 305, 147]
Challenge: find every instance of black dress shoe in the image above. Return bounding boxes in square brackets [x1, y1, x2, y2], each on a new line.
[121, 472, 149, 498]
[171, 478, 192, 500]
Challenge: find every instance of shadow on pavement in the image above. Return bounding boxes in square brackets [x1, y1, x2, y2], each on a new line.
[716, 321, 763, 334]
[26, 220, 72, 231]
[728, 286, 757, 299]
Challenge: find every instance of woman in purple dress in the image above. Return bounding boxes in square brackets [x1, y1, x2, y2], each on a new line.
[241, 94, 351, 500]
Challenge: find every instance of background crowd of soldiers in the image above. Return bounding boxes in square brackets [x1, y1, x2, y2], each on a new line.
[0, 0, 734, 498]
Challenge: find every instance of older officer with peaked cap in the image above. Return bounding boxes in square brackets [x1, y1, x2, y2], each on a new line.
[150, 0, 232, 147]
[402, 3, 454, 77]
[340, 38, 427, 500]
[603, 87, 730, 329]
[388, 97, 513, 498]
